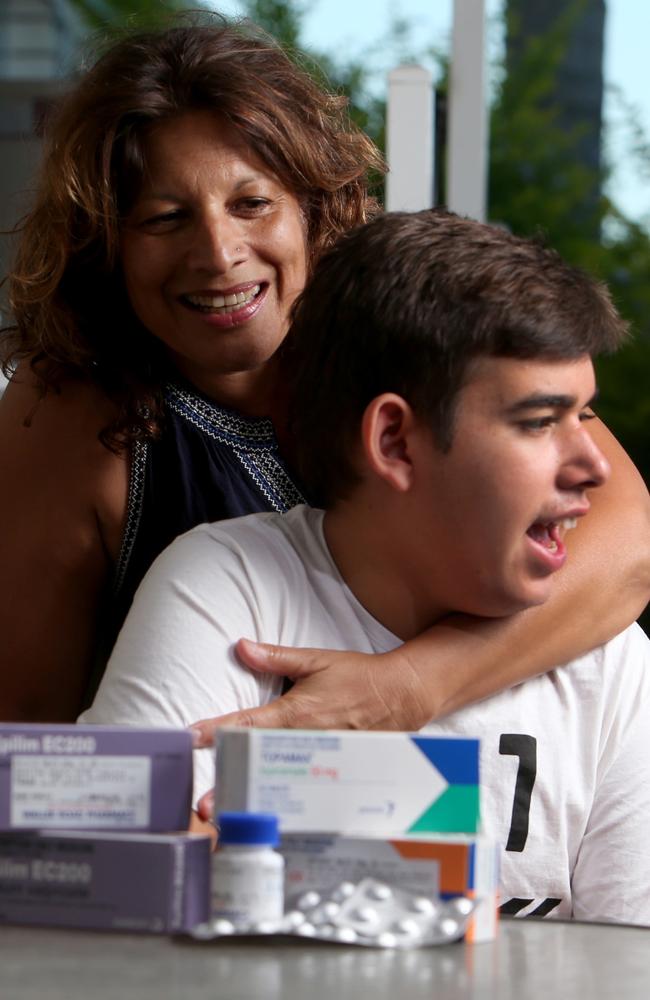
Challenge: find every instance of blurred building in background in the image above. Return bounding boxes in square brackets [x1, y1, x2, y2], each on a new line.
[0, 0, 84, 288]
[505, 0, 605, 237]
[0, 0, 83, 78]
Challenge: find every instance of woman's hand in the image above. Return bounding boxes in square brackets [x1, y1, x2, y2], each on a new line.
[190, 636, 438, 747]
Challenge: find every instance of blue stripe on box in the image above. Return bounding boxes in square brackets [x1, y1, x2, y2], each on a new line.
[410, 736, 480, 784]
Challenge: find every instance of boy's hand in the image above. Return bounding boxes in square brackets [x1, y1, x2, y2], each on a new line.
[189, 637, 429, 748]
[195, 790, 215, 824]
[189, 806, 217, 846]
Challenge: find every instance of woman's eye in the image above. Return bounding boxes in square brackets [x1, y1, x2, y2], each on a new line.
[236, 197, 271, 214]
[139, 210, 185, 229]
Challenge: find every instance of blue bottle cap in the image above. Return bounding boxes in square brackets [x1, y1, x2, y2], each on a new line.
[217, 812, 280, 846]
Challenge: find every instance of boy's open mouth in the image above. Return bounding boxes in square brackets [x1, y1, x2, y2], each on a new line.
[526, 517, 577, 554]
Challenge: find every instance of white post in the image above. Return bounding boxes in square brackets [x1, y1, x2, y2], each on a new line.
[447, 0, 488, 221]
[386, 65, 434, 212]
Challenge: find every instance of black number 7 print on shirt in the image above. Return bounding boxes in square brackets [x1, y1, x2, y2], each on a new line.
[497, 733, 562, 918]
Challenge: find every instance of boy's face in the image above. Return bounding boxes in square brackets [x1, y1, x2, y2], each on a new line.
[411, 354, 609, 617]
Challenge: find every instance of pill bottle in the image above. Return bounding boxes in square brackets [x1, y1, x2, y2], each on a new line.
[211, 811, 285, 926]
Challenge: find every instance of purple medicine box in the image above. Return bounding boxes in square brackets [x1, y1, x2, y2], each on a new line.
[0, 831, 210, 933]
[0, 724, 193, 832]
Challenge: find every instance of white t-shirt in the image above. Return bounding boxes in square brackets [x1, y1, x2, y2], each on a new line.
[81, 505, 650, 926]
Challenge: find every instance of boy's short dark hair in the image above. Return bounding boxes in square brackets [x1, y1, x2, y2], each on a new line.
[286, 209, 627, 506]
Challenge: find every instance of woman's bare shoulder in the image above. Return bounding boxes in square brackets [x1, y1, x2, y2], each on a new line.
[0, 367, 131, 719]
[0, 365, 129, 562]
[0, 364, 118, 447]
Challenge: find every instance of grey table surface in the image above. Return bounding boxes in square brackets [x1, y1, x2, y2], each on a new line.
[0, 918, 648, 1000]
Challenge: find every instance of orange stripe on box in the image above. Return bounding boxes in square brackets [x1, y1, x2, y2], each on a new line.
[389, 840, 469, 893]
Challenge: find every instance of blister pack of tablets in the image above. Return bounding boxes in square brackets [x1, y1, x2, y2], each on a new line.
[191, 877, 477, 948]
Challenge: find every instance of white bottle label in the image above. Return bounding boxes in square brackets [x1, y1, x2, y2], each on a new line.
[211, 850, 284, 925]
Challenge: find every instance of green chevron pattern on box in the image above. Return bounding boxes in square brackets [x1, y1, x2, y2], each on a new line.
[407, 785, 480, 834]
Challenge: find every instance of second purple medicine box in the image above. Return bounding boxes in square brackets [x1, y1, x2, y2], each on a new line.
[0, 831, 210, 932]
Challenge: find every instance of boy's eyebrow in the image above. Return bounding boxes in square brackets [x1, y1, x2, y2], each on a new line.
[506, 390, 599, 413]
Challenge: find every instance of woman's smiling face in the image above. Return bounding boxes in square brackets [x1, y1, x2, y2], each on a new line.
[120, 111, 308, 400]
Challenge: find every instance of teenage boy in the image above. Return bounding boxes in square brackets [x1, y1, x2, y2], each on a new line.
[82, 210, 650, 926]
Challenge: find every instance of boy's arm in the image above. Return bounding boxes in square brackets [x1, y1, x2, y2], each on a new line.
[191, 417, 650, 739]
[80, 526, 281, 804]
[570, 626, 650, 926]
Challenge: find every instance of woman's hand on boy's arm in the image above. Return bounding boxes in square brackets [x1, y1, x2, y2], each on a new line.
[189, 609, 568, 745]
[190, 637, 432, 745]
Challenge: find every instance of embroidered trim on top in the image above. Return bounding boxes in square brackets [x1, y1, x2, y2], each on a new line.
[165, 383, 305, 513]
[112, 438, 148, 597]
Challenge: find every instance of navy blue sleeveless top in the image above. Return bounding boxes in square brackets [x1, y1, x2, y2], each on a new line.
[86, 381, 305, 706]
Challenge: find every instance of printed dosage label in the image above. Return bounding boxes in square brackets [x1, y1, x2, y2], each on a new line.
[10, 755, 151, 828]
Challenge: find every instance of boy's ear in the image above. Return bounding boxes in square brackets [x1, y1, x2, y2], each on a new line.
[361, 393, 419, 492]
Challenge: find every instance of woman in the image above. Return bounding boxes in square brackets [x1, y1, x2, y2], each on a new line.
[0, 17, 648, 727]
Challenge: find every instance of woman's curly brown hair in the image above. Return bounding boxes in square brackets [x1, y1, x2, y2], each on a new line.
[1, 13, 385, 449]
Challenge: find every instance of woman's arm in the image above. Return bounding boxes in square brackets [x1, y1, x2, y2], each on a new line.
[0, 370, 127, 721]
[191, 417, 650, 740]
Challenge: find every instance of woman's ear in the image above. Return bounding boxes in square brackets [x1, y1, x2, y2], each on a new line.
[361, 393, 418, 492]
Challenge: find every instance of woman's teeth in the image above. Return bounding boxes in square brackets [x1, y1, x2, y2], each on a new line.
[185, 285, 261, 313]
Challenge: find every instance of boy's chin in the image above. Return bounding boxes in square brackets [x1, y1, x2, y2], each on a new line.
[472, 582, 553, 618]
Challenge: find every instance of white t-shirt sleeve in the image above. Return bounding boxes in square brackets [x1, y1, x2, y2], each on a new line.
[79, 523, 282, 803]
[571, 625, 650, 926]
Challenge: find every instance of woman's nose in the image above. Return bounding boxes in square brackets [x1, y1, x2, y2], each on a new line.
[187, 213, 246, 273]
